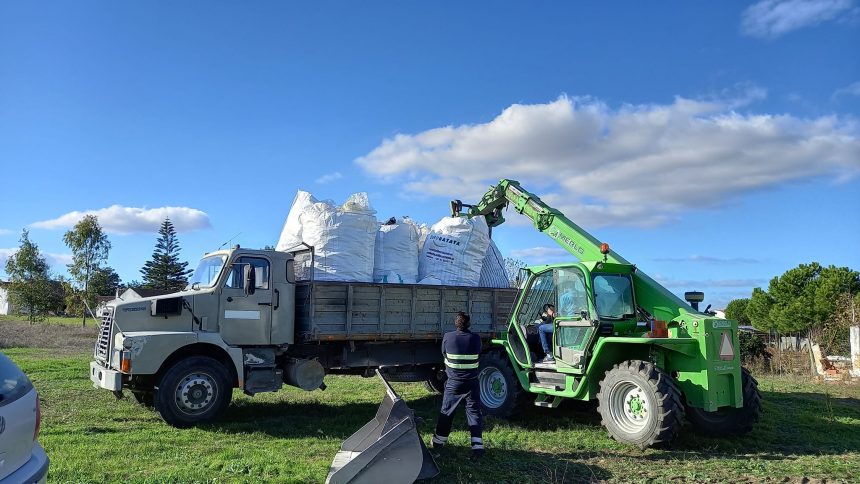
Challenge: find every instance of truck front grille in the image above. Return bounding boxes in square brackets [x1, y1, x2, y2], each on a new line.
[95, 308, 114, 362]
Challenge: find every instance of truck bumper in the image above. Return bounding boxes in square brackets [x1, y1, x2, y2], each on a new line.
[90, 361, 122, 391]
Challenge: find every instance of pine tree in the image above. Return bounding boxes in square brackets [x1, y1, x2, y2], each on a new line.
[140, 218, 192, 291]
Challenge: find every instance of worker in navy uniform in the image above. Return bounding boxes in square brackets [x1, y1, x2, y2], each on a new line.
[431, 311, 484, 459]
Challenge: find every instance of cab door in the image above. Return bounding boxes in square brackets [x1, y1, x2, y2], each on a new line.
[220, 256, 273, 345]
[554, 267, 594, 371]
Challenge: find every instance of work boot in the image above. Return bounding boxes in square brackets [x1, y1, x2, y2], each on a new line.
[431, 434, 448, 450]
[538, 355, 555, 364]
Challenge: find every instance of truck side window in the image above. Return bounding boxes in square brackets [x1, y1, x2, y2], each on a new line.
[516, 270, 556, 324]
[224, 257, 270, 290]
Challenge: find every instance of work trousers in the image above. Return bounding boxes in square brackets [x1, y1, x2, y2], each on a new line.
[538, 322, 554, 355]
[432, 377, 484, 451]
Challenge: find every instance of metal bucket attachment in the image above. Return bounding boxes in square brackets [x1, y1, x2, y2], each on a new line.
[326, 370, 440, 484]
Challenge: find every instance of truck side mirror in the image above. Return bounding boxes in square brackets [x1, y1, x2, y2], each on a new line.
[244, 264, 256, 296]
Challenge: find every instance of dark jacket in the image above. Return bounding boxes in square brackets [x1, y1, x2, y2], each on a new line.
[442, 329, 482, 380]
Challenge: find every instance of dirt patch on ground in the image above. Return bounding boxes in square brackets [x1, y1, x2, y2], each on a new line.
[0, 320, 97, 354]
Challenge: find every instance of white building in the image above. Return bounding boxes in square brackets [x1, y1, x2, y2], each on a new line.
[0, 282, 10, 315]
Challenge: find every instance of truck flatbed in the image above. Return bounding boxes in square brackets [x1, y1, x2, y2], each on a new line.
[295, 281, 517, 342]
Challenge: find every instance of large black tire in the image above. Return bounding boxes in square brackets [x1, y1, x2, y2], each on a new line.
[477, 352, 526, 418]
[686, 367, 762, 437]
[597, 360, 685, 449]
[154, 356, 233, 428]
[131, 390, 155, 409]
[423, 368, 447, 394]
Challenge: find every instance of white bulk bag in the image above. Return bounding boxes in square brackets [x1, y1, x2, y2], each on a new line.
[373, 217, 420, 284]
[276, 190, 317, 251]
[479, 240, 509, 288]
[299, 193, 377, 282]
[418, 216, 490, 286]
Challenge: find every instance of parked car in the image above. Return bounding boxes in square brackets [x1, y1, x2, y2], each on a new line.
[0, 351, 48, 483]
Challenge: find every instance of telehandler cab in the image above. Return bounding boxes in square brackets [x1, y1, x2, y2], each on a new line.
[446, 179, 762, 448]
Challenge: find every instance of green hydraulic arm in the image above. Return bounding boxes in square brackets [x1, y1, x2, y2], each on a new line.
[451, 179, 698, 322]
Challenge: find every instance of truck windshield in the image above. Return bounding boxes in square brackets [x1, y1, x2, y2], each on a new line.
[593, 274, 635, 320]
[188, 255, 227, 289]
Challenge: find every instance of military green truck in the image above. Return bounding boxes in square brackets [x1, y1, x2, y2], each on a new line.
[89, 249, 516, 428]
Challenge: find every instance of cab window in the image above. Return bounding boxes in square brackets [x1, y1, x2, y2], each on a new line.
[556, 268, 588, 318]
[516, 270, 556, 324]
[593, 274, 635, 319]
[224, 257, 270, 290]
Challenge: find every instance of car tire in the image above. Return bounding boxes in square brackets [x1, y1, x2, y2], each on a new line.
[154, 356, 232, 428]
[686, 367, 762, 436]
[597, 360, 685, 449]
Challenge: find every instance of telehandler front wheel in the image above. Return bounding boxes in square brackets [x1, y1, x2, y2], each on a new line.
[597, 360, 685, 449]
[686, 367, 762, 436]
[154, 356, 233, 428]
[478, 352, 526, 418]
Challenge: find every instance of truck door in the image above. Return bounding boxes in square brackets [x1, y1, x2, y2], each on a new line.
[220, 256, 273, 345]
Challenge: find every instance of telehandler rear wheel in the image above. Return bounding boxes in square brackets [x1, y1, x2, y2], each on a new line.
[686, 367, 762, 436]
[478, 352, 526, 418]
[597, 360, 685, 449]
[154, 356, 233, 428]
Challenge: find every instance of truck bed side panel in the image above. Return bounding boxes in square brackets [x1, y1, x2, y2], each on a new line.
[296, 282, 516, 342]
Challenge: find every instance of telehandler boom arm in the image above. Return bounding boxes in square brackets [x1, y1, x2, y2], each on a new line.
[452, 179, 695, 322]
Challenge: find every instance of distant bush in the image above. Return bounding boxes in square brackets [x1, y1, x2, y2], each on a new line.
[739, 332, 769, 363]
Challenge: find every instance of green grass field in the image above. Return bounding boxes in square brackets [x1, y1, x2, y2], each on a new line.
[2, 322, 860, 483]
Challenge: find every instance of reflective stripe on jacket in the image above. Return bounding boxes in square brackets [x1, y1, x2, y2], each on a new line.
[442, 329, 482, 380]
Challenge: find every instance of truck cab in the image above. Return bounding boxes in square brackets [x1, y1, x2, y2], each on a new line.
[89, 247, 305, 427]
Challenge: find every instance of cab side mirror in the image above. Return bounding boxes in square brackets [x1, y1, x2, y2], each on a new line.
[243, 264, 256, 296]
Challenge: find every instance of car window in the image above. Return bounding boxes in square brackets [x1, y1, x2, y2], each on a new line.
[0, 352, 33, 407]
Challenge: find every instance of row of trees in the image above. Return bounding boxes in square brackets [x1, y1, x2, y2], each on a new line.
[3, 218, 193, 324]
[724, 262, 859, 354]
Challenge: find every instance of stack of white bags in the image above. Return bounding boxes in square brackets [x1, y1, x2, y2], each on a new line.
[276, 190, 509, 287]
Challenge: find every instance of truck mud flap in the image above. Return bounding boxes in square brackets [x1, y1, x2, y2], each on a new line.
[326, 370, 439, 484]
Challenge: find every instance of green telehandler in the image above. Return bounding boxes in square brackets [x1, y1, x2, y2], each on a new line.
[446, 179, 762, 448]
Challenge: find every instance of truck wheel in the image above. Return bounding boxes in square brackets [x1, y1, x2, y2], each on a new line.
[423, 369, 447, 394]
[686, 367, 762, 436]
[597, 360, 685, 449]
[131, 390, 155, 409]
[154, 356, 233, 428]
[478, 352, 525, 418]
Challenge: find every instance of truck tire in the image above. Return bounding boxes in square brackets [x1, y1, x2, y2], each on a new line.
[131, 390, 155, 409]
[478, 352, 525, 418]
[686, 367, 762, 436]
[154, 356, 233, 428]
[423, 368, 447, 394]
[597, 360, 685, 449]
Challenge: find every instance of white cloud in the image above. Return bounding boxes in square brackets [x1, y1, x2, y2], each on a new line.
[315, 172, 343, 184]
[833, 81, 860, 100]
[0, 248, 73, 273]
[741, 0, 855, 38]
[509, 246, 571, 264]
[356, 94, 860, 228]
[653, 255, 761, 264]
[0, 229, 13, 236]
[31, 205, 211, 235]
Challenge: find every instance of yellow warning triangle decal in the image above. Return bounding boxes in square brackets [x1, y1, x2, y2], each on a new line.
[719, 332, 735, 361]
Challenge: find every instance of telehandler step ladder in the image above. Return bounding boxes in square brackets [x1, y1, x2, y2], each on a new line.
[534, 394, 563, 408]
[326, 370, 439, 484]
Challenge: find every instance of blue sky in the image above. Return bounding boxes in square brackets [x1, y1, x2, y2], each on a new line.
[1, 1, 858, 308]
